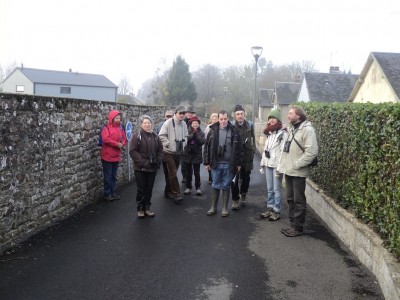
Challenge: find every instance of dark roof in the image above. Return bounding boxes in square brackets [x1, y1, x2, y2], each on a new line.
[275, 82, 300, 105]
[372, 52, 400, 99]
[304, 72, 358, 102]
[259, 89, 274, 107]
[16, 67, 117, 88]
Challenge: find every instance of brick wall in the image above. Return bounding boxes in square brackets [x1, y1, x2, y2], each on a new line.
[0, 93, 166, 253]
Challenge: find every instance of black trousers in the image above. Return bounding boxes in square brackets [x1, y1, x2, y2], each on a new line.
[184, 162, 201, 189]
[135, 170, 156, 211]
[285, 175, 307, 230]
[231, 168, 251, 201]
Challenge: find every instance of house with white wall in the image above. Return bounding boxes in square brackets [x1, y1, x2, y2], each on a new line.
[2, 67, 118, 102]
[348, 52, 400, 103]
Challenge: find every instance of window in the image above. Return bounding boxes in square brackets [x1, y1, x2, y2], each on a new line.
[16, 85, 25, 92]
[60, 87, 71, 94]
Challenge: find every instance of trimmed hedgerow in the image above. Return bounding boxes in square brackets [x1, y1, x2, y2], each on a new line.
[302, 102, 400, 258]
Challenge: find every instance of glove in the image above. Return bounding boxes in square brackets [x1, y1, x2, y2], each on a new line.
[259, 167, 265, 174]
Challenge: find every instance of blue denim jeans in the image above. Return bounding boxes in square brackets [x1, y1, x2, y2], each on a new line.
[102, 160, 119, 196]
[211, 163, 235, 191]
[265, 166, 283, 213]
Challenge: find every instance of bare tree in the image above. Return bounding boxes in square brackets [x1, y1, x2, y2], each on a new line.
[0, 61, 18, 91]
[118, 75, 133, 96]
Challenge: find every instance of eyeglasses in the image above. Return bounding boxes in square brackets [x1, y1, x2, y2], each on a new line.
[178, 111, 186, 115]
[165, 115, 173, 118]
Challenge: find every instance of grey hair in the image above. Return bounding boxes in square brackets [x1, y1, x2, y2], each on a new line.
[139, 114, 153, 125]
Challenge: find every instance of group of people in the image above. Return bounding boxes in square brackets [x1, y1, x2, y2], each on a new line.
[99, 104, 318, 237]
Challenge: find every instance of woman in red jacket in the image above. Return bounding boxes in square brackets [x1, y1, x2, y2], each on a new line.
[100, 110, 127, 201]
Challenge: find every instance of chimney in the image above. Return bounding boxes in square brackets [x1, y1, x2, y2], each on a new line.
[329, 66, 340, 74]
[69, 68, 72, 72]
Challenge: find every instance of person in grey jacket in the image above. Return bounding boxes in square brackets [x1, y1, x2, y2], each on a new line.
[159, 105, 188, 203]
[277, 105, 318, 237]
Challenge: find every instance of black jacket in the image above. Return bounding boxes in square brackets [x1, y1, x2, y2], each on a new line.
[203, 121, 243, 173]
[183, 127, 205, 164]
[129, 129, 163, 172]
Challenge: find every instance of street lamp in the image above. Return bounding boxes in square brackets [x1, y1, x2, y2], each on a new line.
[223, 87, 228, 109]
[251, 46, 263, 124]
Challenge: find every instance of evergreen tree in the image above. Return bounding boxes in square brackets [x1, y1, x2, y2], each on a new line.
[165, 55, 197, 106]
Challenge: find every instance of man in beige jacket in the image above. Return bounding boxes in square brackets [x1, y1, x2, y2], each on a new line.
[277, 105, 318, 237]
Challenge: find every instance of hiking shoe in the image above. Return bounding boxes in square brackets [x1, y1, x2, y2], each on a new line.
[184, 188, 191, 195]
[144, 210, 155, 217]
[195, 189, 202, 196]
[268, 211, 280, 221]
[174, 195, 183, 204]
[282, 227, 303, 237]
[260, 208, 273, 219]
[231, 200, 240, 210]
[111, 193, 121, 200]
[104, 195, 113, 202]
[137, 211, 145, 218]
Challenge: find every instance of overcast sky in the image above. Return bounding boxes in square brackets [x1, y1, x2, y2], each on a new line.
[1, 0, 400, 93]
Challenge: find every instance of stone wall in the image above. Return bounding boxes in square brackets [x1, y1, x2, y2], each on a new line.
[0, 93, 166, 253]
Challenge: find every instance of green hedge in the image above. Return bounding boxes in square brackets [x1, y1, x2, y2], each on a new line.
[302, 102, 400, 258]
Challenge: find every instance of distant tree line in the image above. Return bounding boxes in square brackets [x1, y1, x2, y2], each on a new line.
[137, 56, 319, 116]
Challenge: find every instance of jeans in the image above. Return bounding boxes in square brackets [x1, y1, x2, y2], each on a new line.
[163, 152, 181, 196]
[211, 163, 235, 191]
[231, 168, 251, 200]
[265, 166, 283, 213]
[185, 162, 201, 189]
[135, 170, 156, 211]
[102, 160, 119, 196]
[285, 175, 307, 230]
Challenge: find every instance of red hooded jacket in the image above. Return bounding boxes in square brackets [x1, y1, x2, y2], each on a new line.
[100, 110, 127, 162]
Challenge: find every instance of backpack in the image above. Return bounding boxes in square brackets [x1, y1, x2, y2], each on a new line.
[98, 124, 124, 146]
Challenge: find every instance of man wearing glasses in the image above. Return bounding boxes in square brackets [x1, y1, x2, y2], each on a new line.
[154, 110, 173, 135]
[159, 105, 188, 203]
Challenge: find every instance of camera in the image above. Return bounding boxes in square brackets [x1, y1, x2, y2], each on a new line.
[264, 150, 270, 158]
[283, 141, 291, 153]
[217, 145, 226, 157]
[175, 139, 185, 153]
[149, 153, 157, 165]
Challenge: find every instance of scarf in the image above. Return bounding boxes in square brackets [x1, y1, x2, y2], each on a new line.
[263, 122, 283, 136]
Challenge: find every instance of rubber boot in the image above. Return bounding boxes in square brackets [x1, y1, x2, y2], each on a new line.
[207, 189, 220, 216]
[221, 189, 230, 217]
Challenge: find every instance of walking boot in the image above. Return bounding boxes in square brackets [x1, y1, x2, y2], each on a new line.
[231, 200, 239, 210]
[221, 189, 230, 217]
[207, 189, 220, 216]
[239, 193, 247, 207]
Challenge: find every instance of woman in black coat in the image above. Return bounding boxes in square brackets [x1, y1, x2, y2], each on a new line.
[129, 115, 163, 218]
[183, 116, 205, 196]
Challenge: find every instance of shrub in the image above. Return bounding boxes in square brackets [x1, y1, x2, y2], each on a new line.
[303, 102, 400, 258]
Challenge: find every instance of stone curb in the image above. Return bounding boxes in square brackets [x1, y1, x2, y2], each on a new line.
[306, 179, 400, 300]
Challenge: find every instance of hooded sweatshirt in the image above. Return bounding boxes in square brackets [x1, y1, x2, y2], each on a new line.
[100, 110, 127, 162]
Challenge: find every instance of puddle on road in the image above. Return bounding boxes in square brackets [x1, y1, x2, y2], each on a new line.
[194, 277, 234, 300]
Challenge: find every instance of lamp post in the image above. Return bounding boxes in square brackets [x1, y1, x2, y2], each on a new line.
[223, 87, 228, 109]
[251, 46, 263, 124]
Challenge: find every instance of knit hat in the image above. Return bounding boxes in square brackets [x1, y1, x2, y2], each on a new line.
[268, 109, 281, 122]
[188, 116, 201, 125]
[139, 114, 153, 125]
[234, 104, 245, 113]
[175, 105, 186, 113]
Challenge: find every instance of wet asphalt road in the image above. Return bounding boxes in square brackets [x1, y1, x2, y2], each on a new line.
[0, 155, 384, 300]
